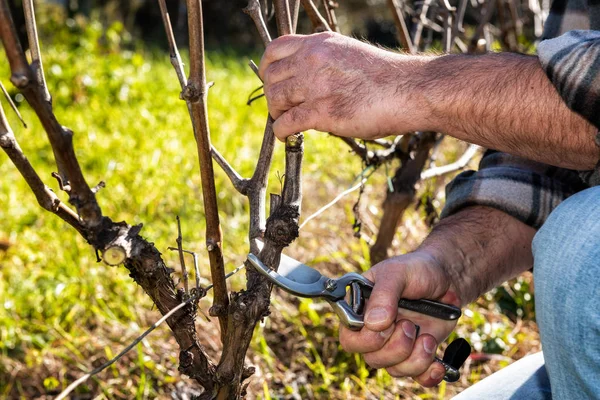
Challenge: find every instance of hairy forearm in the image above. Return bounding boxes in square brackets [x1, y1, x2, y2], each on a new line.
[409, 53, 598, 170]
[418, 206, 536, 305]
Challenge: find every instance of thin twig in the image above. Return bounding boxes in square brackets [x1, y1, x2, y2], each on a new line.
[387, 0, 415, 53]
[167, 247, 202, 289]
[211, 147, 249, 194]
[299, 178, 367, 230]
[157, 0, 249, 199]
[244, 0, 272, 46]
[191, 250, 201, 290]
[0, 0, 103, 227]
[158, 0, 187, 89]
[22, 0, 50, 103]
[0, 80, 26, 127]
[301, 0, 331, 32]
[175, 216, 189, 294]
[337, 136, 405, 166]
[321, 0, 340, 32]
[167, 248, 248, 291]
[440, 0, 456, 53]
[413, 0, 434, 49]
[421, 144, 480, 179]
[0, 93, 84, 236]
[54, 294, 201, 400]
[290, 0, 301, 32]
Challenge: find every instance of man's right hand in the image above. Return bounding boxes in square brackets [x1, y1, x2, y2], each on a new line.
[339, 251, 461, 387]
[339, 206, 537, 387]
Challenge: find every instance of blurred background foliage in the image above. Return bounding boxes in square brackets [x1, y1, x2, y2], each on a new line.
[0, 1, 540, 399]
[6, 0, 462, 51]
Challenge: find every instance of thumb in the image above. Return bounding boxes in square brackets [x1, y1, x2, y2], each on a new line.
[363, 267, 407, 332]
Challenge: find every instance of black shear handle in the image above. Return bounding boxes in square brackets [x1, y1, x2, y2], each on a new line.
[359, 286, 461, 321]
[397, 298, 461, 321]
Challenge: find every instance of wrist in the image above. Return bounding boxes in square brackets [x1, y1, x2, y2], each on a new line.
[384, 54, 440, 135]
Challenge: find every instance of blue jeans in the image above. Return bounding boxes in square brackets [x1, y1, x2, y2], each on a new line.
[454, 186, 600, 399]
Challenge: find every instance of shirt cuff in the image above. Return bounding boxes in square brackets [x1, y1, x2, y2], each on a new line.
[441, 151, 587, 229]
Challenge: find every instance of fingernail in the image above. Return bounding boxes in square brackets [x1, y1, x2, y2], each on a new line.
[401, 321, 416, 339]
[379, 324, 395, 339]
[365, 308, 389, 325]
[423, 336, 436, 354]
[431, 368, 444, 381]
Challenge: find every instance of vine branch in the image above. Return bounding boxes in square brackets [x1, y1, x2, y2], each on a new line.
[0, 0, 102, 227]
[184, 0, 229, 338]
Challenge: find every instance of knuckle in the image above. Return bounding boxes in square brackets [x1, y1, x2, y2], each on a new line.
[266, 63, 281, 81]
[263, 84, 276, 103]
[270, 85, 285, 104]
[266, 84, 290, 107]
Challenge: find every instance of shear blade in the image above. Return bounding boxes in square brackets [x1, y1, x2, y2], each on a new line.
[278, 252, 324, 284]
[256, 240, 323, 284]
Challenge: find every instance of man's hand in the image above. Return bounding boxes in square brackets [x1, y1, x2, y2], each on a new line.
[339, 251, 460, 387]
[340, 206, 536, 387]
[258, 32, 426, 140]
[260, 32, 597, 169]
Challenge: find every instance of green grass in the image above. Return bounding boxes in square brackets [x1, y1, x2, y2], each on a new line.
[0, 20, 538, 400]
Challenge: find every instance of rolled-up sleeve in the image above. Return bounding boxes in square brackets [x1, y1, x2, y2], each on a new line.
[441, 151, 587, 229]
[538, 30, 600, 129]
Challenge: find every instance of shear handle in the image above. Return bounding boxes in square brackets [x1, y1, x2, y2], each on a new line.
[360, 286, 462, 321]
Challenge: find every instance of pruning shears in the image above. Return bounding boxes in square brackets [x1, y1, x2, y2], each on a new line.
[246, 253, 471, 382]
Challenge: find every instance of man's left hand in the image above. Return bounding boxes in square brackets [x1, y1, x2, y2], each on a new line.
[258, 32, 426, 140]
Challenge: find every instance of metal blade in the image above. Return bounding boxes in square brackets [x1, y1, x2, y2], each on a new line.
[255, 240, 322, 284]
[247, 253, 344, 300]
[278, 252, 324, 284]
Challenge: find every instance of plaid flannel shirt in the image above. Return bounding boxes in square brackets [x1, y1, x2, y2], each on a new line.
[442, 0, 600, 228]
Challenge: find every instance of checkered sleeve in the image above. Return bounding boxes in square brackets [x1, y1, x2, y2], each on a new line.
[441, 151, 587, 229]
[538, 30, 600, 129]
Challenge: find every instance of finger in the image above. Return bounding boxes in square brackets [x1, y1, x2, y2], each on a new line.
[264, 79, 304, 119]
[339, 323, 395, 354]
[414, 358, 447, 388]
[362, 320, 417, 368]
[363, 263, 408, 332]
[263, 58, 296, 85]
[385, 333, 438, 378]
[272, 105, 319, 140]
[259, 35, 303, 80]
